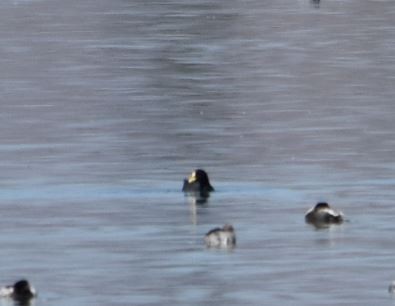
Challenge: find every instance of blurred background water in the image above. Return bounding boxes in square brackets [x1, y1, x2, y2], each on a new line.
[1, 0, 395, 305]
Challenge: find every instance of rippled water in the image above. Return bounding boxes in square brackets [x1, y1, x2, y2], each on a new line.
[1, 0, 395, 305]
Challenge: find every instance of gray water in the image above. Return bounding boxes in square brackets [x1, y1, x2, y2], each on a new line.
[1, 0, 395, 305]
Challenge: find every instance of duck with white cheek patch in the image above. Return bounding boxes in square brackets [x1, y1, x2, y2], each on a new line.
[204, 224, 236, 248]
[305, 202, 345, 228]
[0, 279, 37, 305]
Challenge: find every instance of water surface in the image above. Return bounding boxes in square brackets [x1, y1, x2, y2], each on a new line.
[1, 0, 395, 305]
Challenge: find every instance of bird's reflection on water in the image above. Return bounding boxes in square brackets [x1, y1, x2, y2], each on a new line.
[184, 192, 210, 225]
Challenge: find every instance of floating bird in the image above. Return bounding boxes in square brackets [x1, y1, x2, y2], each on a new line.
[182, 169, 214, 199]
[204, 224, 236, 248]
[0, 279, 36, 304]
[305, 202, 344, 227]
[311, 0, 320, 7]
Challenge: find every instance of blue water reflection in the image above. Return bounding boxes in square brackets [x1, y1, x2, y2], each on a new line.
[1, 0, 395, 305]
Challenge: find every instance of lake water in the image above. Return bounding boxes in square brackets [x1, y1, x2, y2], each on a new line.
[1, 0, 395, 305]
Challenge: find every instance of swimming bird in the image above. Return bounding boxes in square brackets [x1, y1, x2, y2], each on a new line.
[204, 224, 236, 248]
[182, 169, 214, 196]
[0, 279, 36, 303]
[311, 0, 320, 7]
[389, 281, 395, 293]
[305, 202, 344, 227]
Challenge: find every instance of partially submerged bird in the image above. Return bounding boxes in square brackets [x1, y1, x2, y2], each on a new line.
[0, 279, 36, 304]
[305, 202, 344, 227]
[204, 224, 236, 248]
[182, 169, 214, 199]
